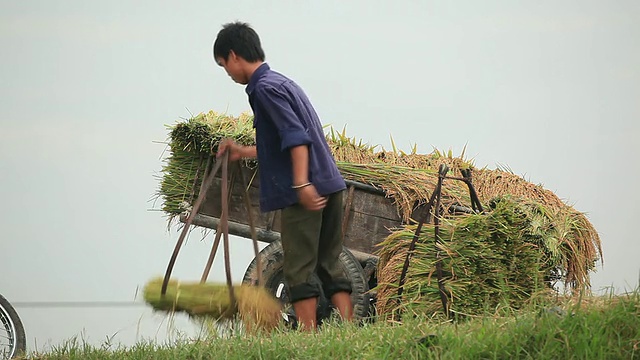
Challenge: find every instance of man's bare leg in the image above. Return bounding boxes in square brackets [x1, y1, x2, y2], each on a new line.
[331, 291, 353, 321]
[293, 297, 318, 331]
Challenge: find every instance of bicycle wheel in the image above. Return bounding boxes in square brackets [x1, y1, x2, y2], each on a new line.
[0, 294, 26, 359]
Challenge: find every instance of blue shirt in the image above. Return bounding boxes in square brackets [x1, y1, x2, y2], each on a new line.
[246, 63, 346, 212]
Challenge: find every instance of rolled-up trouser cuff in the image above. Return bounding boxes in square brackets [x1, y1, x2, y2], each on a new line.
[322, 278, 352, 299]
[289, 282, 323, 303]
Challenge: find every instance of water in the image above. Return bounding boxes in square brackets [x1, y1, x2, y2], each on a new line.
[15, 306, 203, 354]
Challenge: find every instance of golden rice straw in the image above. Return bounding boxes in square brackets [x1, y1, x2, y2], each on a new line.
[143, 277, 282, 333]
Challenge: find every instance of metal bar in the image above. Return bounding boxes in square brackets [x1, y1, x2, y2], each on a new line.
[462, 168, 484, 213]
[161, 156, 220, 295]
[396, 164, 451, 321]
[449, 204, 475, 215]
[220, 152, 237, 310]
[433, 165, 450, 318]
[200, 171, 236, 283]
[397, 172, 442, 297]
[201, 226, 223, 283]
[344, 179, 385, 195]
[443, 176, 467, 181]
[184, 213, 281, 243]
[189, 155, 205, 204]
[237, 163, 262, 287]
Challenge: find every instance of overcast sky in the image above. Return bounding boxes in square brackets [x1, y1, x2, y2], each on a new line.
[1, 0, 638, 352]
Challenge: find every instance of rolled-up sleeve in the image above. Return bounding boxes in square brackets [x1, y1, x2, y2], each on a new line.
[255, 85, 312, 151]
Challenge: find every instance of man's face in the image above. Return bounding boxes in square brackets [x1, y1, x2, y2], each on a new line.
[217, 52, 247, 85]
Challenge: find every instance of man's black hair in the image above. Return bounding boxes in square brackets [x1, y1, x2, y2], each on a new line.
[213, 22, 265, 63]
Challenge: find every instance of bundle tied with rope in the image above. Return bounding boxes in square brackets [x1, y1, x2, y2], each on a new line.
[143, 151, 282, 333]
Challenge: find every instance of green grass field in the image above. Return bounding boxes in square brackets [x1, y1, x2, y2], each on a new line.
[22, 289, 639, 360]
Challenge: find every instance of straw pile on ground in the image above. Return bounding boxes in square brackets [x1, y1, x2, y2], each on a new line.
[143, 277, 282, 332]
[156, 111, 602, 321]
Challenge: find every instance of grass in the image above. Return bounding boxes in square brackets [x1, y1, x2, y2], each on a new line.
[21, 289, 640, 360]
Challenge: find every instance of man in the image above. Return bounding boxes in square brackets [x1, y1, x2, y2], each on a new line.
[213, 22, 353, 331]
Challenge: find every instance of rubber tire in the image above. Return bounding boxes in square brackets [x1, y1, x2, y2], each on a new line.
[0, 293, 26, 359]
[243, 240, 369, 324]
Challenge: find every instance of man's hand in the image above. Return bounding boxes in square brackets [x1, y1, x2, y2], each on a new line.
[217, 139, 247, 162]
[296, 184, 327, 211]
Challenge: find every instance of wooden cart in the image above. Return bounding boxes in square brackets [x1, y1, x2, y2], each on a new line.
[177, 163, 411, 322]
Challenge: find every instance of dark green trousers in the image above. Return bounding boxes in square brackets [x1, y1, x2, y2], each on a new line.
[280, 190, 353, 303]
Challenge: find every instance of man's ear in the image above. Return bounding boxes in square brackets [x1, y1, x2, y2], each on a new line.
[228, 50, 238, 62]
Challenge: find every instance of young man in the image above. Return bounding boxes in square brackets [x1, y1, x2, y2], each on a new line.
[213, 22, 353, 331]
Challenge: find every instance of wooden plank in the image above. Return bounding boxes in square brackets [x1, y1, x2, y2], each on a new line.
[343, 211, 400, 253]
[348, 190, 402, 222]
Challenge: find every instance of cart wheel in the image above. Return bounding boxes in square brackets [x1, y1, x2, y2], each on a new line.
[0, 293, 26, 359]
[242, 240, 370, 326]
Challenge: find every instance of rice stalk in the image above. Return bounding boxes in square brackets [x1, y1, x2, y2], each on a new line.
[143, 277, 282, 333]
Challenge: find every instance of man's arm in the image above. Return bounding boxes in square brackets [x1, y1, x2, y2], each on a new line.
[217, 140, 256, 161]
[290, 145, 309, 186]
[240, 145, 257, 159]
[290, 144, 327, 210]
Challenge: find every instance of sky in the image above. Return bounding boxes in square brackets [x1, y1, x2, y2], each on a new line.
[1, 0, 639, 353]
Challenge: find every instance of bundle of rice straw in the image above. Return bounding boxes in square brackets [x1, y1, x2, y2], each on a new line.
[143, 277, 282, 332]
[154, 110, 602, 320]
[375, 196, 589, 319]
[157, 111, 257, 219]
